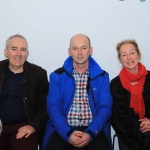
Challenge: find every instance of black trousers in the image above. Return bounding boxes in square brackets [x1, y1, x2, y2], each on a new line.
[0, 121, 38, 150]
[46, 127, 110, 150]
[117, 134, 130, 150]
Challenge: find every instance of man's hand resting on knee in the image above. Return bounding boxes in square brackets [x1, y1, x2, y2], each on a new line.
[16, 125, 35, 139]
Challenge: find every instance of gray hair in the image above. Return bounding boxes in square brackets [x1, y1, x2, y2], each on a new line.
[5, 34, 28, 50]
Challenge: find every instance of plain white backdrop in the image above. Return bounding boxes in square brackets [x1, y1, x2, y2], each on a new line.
[0, 1, 150, 149]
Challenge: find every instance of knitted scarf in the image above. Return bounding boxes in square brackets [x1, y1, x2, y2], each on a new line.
[119, 62, 148, 119]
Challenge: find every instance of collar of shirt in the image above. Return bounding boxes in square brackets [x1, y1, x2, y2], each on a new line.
[73, 62, 89, 75]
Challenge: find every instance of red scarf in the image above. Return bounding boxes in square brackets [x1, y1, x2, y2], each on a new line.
[119, 62, 148, 119]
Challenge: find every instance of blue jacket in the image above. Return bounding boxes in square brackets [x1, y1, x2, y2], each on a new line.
[43, 56, 112, 149]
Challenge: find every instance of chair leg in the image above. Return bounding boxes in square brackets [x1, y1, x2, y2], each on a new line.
[112, 134, 117, 150]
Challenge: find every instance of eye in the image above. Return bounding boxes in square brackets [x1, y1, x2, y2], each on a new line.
[82, 47, 87, 49]
[121, 53, 126, 57]
[21, 48, 27, 51]
[72, 47, 77, 50]
[131, 52, 135, 54]
[12, 48, 16, 50]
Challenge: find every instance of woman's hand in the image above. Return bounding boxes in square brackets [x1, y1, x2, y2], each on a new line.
[139, 118, 150, 133]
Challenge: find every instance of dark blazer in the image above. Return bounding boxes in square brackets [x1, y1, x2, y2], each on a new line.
[0, 59, 49, 136]
[110, 71, 150, 150]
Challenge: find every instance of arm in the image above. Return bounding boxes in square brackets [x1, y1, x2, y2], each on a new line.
[110, 77, 140, 137]
[84, 73, 112, 139]
[47, 73, 75, 142]
[17, 69, 49, 138]
[28, 69, 49, 132]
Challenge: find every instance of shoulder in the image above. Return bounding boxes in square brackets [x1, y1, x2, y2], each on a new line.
[100, 70, 107, 76]
[50, 67, 67, 82]
[146, 71, 150, 78]
[110, 76, 122, 90]
[0, 59, 9, 67]
[144, 70, 150, 87]
[111, 76, 120, 85]
[54, 67, 65, 75]
[24, 62, 47, 81]
[25, 61, 47, 74]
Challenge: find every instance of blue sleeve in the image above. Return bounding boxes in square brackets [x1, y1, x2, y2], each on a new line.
[47, 73, 74, 142]
[85, 73, 112, 139]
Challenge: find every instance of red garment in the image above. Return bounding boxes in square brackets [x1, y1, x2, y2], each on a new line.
[119, 62, 148, 119]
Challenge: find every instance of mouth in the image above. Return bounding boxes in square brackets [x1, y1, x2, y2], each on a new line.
[77, 57, 83, 59]
[14, 57, 21, 61]
[127, 61, 134, 65]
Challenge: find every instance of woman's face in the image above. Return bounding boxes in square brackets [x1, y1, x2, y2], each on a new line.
[119, 43, 140, 74]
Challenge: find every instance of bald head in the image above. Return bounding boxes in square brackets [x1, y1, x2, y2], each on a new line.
[69, 34, 91, 48]
[68, 34, 93, 67]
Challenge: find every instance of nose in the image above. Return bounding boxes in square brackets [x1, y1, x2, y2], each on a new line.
[16, 49, 21, 55]
[78, 48, 82, 55]
[127, 54, 131, 59]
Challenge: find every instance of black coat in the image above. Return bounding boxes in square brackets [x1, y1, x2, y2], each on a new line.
[110, 71, 150, 150]
[0, 59, 49, 134]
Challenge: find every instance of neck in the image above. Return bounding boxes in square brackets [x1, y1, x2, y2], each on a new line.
[127, 66, 138, 74]
[9, 65, 23, 74]
[74, 62, 88, 74]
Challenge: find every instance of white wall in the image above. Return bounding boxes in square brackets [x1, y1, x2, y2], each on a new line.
[0, 0, 149, 149]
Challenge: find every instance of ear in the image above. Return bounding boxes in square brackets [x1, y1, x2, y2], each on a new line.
[4, 49, 8, 58]
[138, 53, 141, 60]
[27, 50, 29, 56]
[90, 47, 93, 56]
[68, 48, 71, 56]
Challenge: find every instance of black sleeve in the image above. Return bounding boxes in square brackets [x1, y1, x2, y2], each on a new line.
[28, 69, 49, 132]
[110, 77, 140, 137]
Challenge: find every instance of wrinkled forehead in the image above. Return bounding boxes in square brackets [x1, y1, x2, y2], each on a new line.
[6, 37, 28, 50]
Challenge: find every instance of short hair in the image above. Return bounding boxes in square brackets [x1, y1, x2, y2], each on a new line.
[5, 34, 28, 50]
[116, 39, 141, 60]
[69, 34, 91, 48]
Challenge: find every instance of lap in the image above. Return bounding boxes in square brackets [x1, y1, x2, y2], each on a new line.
[85, 130, 110, 150]
[46, 130, 110, 150]
[0, 121, 38, 150]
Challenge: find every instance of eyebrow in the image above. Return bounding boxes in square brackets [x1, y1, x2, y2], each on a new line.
[120, 49, 135, 53]
[72, 45, 87, 47]
[11, 46, 27, 50]
[11, 46, 17, 49]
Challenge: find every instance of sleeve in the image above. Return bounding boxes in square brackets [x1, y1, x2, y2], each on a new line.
[46, 73, 75, 142]
[29, 69, 49, 132]
[110, 77, 140, 137]
[85, 73, 113, 139]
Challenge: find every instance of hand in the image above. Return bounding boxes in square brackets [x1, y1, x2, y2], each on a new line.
[68, 131, 83, 145]
[73, 132, 91, 148]
[139, 118, 150, 133]
[16, 125, 35, 139]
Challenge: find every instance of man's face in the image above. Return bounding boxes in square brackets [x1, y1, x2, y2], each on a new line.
[68, 35, 93, 66]
[4, 37, 29, 72]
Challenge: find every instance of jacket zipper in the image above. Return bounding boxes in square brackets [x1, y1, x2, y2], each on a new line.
[23, 98, 30, 120]
[22, 79, 30, 120]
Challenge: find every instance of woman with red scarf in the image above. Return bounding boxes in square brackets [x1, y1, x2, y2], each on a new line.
[111, 39, 150, 150]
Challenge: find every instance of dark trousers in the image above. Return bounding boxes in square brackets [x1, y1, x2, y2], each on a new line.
[0, 121, 38, 150]
[117, 134, 130, 150]
[46, 129, 110, 150]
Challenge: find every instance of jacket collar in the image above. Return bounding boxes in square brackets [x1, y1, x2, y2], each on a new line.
[63, 56, 103, 79]
[0, 59, 29, 75]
